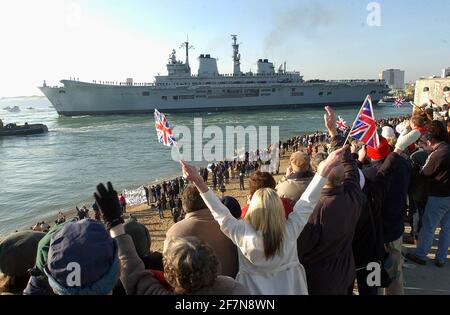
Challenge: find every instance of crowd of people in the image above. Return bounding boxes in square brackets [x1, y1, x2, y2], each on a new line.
[1, 102, 449, 296]
[143, 177, 185, 222]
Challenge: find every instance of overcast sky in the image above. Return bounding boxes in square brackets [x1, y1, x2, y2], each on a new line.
[0, 0, 449, 97]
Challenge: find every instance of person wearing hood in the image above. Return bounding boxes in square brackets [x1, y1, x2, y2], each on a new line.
[124, 217, 163, 271]
[43, 219, 120, 295]
[0, 231, 45, 295]
[23, 218, 78, 295]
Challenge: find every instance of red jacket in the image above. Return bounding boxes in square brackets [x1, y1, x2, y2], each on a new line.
[240, 197, 293, 219]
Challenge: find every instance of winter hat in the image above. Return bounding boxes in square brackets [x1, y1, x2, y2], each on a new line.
[35, 219, 76, 276]
[0, 231, 45, 277]
[382, 126, 396, 139]
[290, 151, 310, 171]
[124, 216, 151, 257]
[44, 219, 119, 295]
[367, 137, 391, 161]
[221, 196, 242, 219]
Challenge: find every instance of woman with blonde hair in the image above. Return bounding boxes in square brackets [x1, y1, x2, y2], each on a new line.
[180, 145, 347, 295]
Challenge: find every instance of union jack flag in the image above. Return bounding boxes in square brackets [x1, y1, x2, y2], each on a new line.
[394, 97, 405, 108]
[336, 116, 348, 130]
[348, 95, 380, 149]
[154, 109, 177, 147]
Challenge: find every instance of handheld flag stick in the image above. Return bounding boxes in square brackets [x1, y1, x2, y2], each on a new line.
[409, 101, 420, 108]
[343, 103, 365, 146]
[343, 131, 352, 147]
[154, 108, 181, 158]
[344, 95, 379, 149]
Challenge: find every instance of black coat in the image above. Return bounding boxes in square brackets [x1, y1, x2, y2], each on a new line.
[363, 156, 412, 243]
[298, 135, 363, 295]
[353, 153, 401, 269]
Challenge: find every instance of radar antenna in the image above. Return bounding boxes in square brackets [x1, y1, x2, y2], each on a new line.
[231, 35, 242, 76]
[180, 35, 194, 73]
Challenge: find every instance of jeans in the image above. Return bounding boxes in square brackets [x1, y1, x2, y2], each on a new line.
[415, 196, 450, 262]
[409, 199, 426, 237]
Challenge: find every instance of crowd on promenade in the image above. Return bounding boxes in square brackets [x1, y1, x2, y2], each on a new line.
[1, 103, 449, 296]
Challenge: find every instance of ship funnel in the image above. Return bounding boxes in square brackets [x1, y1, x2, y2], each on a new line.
[257, 59, 275, 75]
[198, 54, 219, 77]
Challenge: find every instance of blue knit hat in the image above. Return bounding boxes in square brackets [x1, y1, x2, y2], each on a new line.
[44, 219, 119, 295]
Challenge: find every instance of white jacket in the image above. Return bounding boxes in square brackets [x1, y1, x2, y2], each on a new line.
[200, 173, 326, 295]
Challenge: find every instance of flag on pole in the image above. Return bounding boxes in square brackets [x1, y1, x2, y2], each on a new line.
[336, 116, 348, 130]
[348, 95, 380, 149]
[154, 109, 177, 147]
[394, 97, 405, 108]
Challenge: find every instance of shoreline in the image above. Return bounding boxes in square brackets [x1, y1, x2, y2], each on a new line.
[0, 128, 318, 238]
[0, 140, 299, 246]
[0, 170, 186, 239]
[123, 149, 295, 252]
[1, 112, 411, 242]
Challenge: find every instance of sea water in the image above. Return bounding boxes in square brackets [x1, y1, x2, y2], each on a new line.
[0, 97, 410, 235]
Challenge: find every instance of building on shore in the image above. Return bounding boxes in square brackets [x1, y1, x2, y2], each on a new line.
[414, 68, 450, 107]
[380, 69, 405, 90]
[443, 67, 450, 78]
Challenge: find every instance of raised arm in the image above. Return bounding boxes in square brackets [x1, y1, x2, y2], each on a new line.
[94, 182, 172, 295]
[325, 105, 360, 194]
[289, 173, 327, 236]
[288, 143, 348, 237]
[114, 232, 172, 295]
[180, 161, 246, 247]
[367, 129, 421, 203]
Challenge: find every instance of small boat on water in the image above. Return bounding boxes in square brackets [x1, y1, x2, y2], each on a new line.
[378, 96, 411, 104]
[3, 106, 21, 113]
[0, 122, 48, 137]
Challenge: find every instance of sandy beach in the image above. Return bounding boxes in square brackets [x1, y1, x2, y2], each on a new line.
[125, 149, 293, 252]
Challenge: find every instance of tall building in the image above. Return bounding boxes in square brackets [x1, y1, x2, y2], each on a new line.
[380, 69, 405, 90]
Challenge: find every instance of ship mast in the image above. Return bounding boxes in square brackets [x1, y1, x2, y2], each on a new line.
[231, 35, 241, 76]
[180, 36, 194, 74]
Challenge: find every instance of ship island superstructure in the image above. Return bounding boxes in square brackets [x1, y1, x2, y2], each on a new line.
[40, 35, 390, 116]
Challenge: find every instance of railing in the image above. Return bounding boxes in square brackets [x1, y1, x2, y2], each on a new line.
[60, 77, 384, 89]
